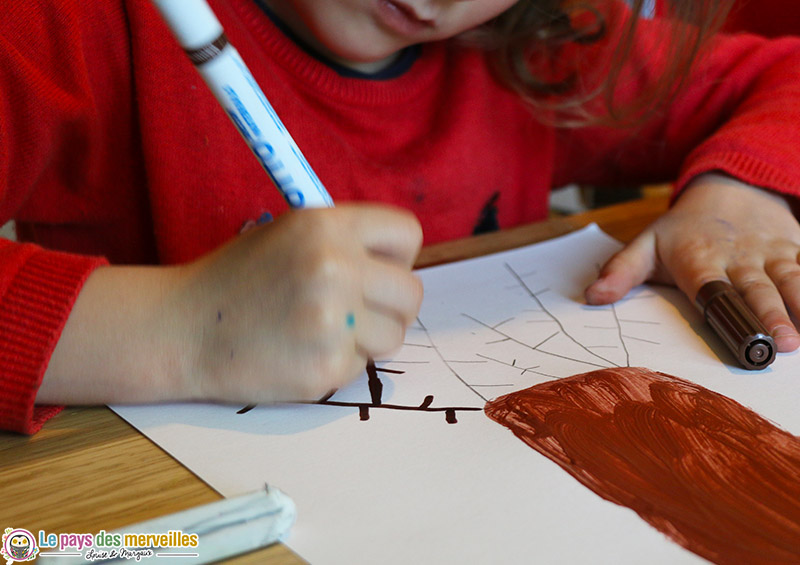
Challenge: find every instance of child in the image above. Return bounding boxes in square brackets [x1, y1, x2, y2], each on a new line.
[1, 0, 799, 434]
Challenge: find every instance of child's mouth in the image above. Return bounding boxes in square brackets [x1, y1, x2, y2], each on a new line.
[376, 0, 435, 36]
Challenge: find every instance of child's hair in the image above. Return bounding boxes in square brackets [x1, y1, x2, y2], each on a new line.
[472, 0, 733, 125]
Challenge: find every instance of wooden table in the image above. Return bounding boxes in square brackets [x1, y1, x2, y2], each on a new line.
[0, 196, 668, 564]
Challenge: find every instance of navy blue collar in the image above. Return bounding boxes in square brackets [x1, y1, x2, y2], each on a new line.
[255, 0, 421, 80]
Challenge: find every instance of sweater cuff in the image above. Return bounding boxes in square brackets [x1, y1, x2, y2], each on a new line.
[0, 244, 107, 434]
[675, 152, 800, 200]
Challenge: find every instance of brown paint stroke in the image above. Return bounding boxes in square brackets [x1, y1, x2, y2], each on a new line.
[484, 367, 800, 564]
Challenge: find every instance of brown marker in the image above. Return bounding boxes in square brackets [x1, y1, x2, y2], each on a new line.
[695, 280, 776, 370]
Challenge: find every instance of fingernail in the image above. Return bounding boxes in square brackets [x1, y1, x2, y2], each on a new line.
[588, 275, 607, 289]
[585, 281, 609, 305]
[772, 325, 799, 338]
[771, 325, 800, 353]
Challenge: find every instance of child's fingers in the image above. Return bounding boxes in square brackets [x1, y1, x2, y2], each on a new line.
[766, 254, 800, 324]
[665, 238, 800, 354]
[585, 229, 661, 305]
[731, 263, 800, 353]
[353, 308, 407, 360]
[354, 262, 422, 359]
[347, 204, 423, 267]
[361, 262, 423, 326]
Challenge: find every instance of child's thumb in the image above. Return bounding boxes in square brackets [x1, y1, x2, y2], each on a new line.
[584, 230, 663, 305]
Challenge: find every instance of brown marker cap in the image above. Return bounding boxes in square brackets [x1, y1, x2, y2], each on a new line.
[695, 281, 775, 370]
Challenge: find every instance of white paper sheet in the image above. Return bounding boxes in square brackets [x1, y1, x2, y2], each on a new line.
[113, 225, 799, 564]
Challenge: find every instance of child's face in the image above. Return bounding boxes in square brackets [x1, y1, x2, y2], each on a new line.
[262, 0, 518, 72]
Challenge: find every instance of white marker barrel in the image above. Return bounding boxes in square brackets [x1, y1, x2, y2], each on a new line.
[152, 0, 333, 208]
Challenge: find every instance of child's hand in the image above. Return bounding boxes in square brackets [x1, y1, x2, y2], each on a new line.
[585, 174, 800, 353]
[178, 203, 423, 403]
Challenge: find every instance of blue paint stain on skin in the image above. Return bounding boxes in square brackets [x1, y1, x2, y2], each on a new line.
[346, 312, 356, 329]
[239, 211, 275, 234]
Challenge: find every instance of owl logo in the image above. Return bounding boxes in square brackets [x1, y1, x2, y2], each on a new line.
[1, 528, 38, 563]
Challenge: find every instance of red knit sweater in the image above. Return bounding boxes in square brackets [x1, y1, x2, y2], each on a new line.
[724, 0, 800, 36]
[2, 0, 800, 433]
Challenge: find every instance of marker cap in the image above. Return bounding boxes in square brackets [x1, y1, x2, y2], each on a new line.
[696, 280, 776, 370]
[151, 0, 223, 50]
